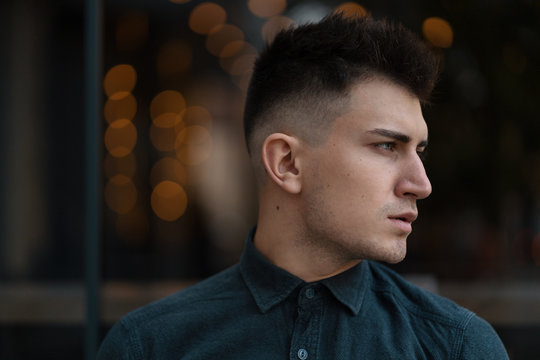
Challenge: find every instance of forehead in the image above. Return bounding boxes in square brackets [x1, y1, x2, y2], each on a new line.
[336, 78, 427, 137]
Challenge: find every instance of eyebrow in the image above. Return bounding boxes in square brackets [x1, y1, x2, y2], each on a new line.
[366, 128, 428, 148]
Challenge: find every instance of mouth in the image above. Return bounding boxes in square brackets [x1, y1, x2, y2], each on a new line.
[387, 212, 417, 233]
[388, 212, 417, 223]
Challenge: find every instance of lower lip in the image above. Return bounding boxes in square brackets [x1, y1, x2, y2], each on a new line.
[388, 218, 412, 233]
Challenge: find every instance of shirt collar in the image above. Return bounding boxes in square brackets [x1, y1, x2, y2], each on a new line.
[239, 227, 370, 315]
[239, 227, 304, 313]
[321, 260, 370, 315]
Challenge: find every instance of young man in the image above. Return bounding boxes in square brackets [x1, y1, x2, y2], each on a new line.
[98, 14, 509, 359]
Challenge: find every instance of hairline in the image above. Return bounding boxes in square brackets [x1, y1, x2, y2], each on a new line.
[249, 74, 418, 189]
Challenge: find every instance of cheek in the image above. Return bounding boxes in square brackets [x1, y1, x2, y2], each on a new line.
[314, 147, 396, 202]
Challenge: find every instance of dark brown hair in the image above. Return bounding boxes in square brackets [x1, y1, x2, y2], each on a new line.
[244, 13, 440, 154]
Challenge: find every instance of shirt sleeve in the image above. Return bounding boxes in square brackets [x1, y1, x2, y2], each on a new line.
[97, 320, 140, 360]
[459, 315, 509, 360]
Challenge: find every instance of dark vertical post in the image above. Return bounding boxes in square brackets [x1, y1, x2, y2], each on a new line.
[84, 0, 103, 358]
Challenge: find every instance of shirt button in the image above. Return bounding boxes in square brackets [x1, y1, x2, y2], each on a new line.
[297, 348, 308, 360]
[305, 288, 315, 299]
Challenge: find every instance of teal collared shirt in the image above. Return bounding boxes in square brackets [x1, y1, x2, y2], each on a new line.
[98, 229, 509, 359]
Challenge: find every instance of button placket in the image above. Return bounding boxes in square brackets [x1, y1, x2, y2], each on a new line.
[289, 285, 322, 360]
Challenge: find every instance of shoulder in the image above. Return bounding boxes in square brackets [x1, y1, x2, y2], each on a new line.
[98, 264, 253, 359]
[366, 261, 509, 359]
[123, 264, 246, 325]
[368, 261, 473, 328]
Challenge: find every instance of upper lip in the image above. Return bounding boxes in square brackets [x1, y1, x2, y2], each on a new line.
[388, 212, 418, 223]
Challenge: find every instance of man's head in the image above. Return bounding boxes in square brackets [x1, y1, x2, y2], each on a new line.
[245, 13, 440, 266]
[244, 13, 439, 176]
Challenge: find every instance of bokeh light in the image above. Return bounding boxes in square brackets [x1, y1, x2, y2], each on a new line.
[228, 53, 258, 76]
[150, 123, 183, 152]
[104, 93, 137, 124]
[103, 152, 136, 179]
[220, 40, 248, 57]
[175, 125, 212, 165]
[157, 40, 193, 77]
[422, 17, 453, 48]
[231, 70, 254, 92]
[261, 15, 295, 43]
[115, 12, 148, 52]
[104, 118, 137, 158]
[103, 64, 137, 100]
[149, 157, 188, 187]
[151, 180, 188, 221]
[219, 41, 258, 74]
[334, 2, 367, 18]
[206, 24, 245, 56]
[188, 2, 227, 35]
[150, 90, 186, 128]
[248, 0, 287, 18]
[180, 106, 213, 129]
[105, 175, 137, 214]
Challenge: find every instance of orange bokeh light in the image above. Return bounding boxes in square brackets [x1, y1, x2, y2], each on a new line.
[149, 157, 188, 187]
[151, 180, 188, 221]
[248, 0, 287, 18]
[104, 119, 137, 158]
[206, 24, 245, 56]
[150, 90, 186, 128]
[188, 2, 227, 35]
[219, 41, 258, 74]
[334, 2, 367, 18]
[422, 17, 453, 48]
[103, 64, 137, 100]
[180, 106, 213, 129]
[104, 93, 137, 124]
[149, 123, 182, 152]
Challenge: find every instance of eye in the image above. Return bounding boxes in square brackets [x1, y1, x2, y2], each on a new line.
[376, 142, 396, 152]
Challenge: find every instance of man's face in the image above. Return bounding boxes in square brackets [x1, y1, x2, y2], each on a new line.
[299, 78, 431, 264]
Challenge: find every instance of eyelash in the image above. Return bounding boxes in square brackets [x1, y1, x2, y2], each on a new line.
[376, 142, 428, 161]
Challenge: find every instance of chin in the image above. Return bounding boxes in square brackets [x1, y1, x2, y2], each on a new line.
[375, 243, 407, 264]
[383, 252, 407, 264]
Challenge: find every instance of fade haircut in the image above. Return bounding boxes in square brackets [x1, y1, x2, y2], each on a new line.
[243, 12, 440, 176]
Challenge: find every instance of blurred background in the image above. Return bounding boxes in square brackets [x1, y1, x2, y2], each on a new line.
[0, 0, 539, 358]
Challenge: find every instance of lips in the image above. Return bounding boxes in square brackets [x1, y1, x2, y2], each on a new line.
[388, 212, 417, 223]
[388, 212, 417, 233]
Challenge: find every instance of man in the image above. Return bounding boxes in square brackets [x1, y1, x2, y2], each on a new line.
[98, 13, 509, 359]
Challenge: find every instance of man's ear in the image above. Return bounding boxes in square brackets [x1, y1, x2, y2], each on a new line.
[261, 133, 302, 194]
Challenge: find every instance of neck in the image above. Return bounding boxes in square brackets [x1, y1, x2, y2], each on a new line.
[254, 196, 361, 282]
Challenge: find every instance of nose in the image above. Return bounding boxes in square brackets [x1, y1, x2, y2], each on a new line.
[395, 155, 432, 200]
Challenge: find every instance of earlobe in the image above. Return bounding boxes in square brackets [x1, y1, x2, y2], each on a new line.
[261, 133, 302, 194]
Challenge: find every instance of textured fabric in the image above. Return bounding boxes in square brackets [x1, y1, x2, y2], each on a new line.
[98, 229, 509, 359]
